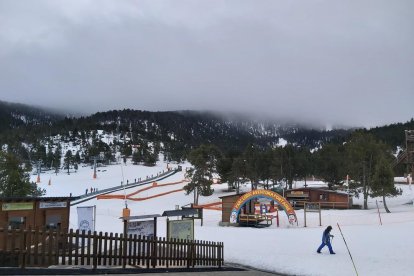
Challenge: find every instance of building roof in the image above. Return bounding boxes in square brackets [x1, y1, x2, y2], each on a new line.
[287, 187, 350, 195]
[0, 196, 79, 202]
[119, 214, 162, 220]
[162, 209, 198, 217]
[219, 193, 245, 199]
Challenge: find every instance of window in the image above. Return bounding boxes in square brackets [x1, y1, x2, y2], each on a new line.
[9, 216, 25, 230]
[46, 215, 61, 229]
[319, 194, 328, 200]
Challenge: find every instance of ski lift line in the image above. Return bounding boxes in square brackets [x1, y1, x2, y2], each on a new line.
[70, 168, 179, 206]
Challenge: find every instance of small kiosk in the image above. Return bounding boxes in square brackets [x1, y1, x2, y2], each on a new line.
[0, 197, 74, 231]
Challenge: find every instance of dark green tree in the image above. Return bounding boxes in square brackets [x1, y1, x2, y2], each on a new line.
[0, 152, 45, 197]
[64, 150, 72, 174]
[345, 132, 387, 209]
[315, 143, 345, 189]
[371, 157, 401, 213]
[184, 144, 221, 205]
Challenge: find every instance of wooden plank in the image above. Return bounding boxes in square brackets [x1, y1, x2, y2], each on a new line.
[152, 237, 156, 268]
[133, 234, 137, 266]
[167, 237, 172, 268]
[47, 229, 54, 266]
[92, 231, 98, 270]
[74, 229, 79, 265]
[103, 232, 108, 266]
[113, 233, 118, 266]
[108, 232, 113, 266]
[26, 227, 32, 266]
[67, 229, 73, 265]
[146, 236, 150, 269]
[33, 227, 40, 266]
[127, 234, 132, 266]
[186, 239, 190, 268]
[221, 242, 224, 268]
[137, 235, 142, 266]
[118, 233, 123, 266]
[11, 228, 16, 265]
[54, 228, 60, 265]
[80, 230, 85, 265]
[173, 238, 177, 267]
[41, 228, 47, 266]
[87, 230, 92, 266]
[61, 230, 67, 266]
[18, 229, 25, 268]
[98, 231, 103, 266]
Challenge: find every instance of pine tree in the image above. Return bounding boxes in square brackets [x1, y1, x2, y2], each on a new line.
[64, 150, 72, 174]
[345, 132, 387, 209]
[0, 152, 45, 197]
[184, 145, 221, 205]
[371, 157, 401, 213]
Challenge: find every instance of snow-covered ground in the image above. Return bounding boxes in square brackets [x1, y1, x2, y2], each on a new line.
[31, 158, 414, 276]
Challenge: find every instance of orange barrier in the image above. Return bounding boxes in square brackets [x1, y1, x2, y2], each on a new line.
[97, 180, 188, 201]
[194, 201, 222, 211]
[127, 189, 184, 201]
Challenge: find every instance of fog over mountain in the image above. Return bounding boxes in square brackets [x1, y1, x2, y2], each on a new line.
[1, 0, 413, 128]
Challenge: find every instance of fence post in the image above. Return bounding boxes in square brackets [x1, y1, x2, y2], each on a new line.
[92, 231, 98, 270]
[122, 219, 127, 269]
[19, 229, 26, 269]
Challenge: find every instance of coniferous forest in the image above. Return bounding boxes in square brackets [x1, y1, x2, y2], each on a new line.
[0, 100, 412, 201]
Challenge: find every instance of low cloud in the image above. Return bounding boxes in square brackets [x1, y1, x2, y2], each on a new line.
[0, 0, 413, 127]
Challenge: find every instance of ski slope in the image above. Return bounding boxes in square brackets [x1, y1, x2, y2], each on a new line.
[31, 158, 414, 276]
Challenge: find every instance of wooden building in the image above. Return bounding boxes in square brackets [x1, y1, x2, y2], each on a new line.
[0, 197, 73, 231]
[219, 193, 254, 224]
[286, 187, 352, 209]
[219, 188, 352, 225]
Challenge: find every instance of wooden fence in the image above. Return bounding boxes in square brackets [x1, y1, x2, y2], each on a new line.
[0, 228, 223, 269]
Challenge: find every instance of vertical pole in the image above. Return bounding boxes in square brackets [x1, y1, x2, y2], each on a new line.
[337, 223, 359, 276]
[304, 203, 307, 227]
[166, 218, 170, 240]
[153, 217, 157, 239]
[376, 200, 383, 226]
[123, 219, 127, 269]
[319, 203, 322, 226]
[93, 158, 97, 179]
[276, 210, 279, 227]
[93, 205, 97, 232]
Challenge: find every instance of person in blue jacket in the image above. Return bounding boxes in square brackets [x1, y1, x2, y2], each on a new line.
[317, 225, 335, 254]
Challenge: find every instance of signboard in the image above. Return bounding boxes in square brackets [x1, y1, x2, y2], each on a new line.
[77, 206, 95, 232]
[168, 220, 194, 240]
[304, 202, 322, 227]
[229, 189, 297, 225]
[127, 220, 155, 238]
[305, 202, 320, 212]
[2, 202, 33, 211]
[39, 202, 67, 209]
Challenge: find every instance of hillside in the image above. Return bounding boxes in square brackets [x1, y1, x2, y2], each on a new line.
[0, 100, 412, 169]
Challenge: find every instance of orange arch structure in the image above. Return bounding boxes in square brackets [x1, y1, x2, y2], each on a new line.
[229, 189, 297, 225]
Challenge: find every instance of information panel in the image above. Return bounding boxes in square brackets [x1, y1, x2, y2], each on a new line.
[167, 219, 194, 240]
[127, 220, 155, 238]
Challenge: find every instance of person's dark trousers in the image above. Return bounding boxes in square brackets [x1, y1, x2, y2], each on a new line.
[317, 242, 335, 254]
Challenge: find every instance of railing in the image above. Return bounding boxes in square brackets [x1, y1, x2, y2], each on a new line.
[72, 168, 179, 205]
[0, 228, 223, 269]
[392, 150, 407, 168]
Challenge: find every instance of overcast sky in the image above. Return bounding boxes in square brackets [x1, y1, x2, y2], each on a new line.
[0, 0, 413, 128]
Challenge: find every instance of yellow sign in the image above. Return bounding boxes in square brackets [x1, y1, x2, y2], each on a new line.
[2, 202, 33, 211]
